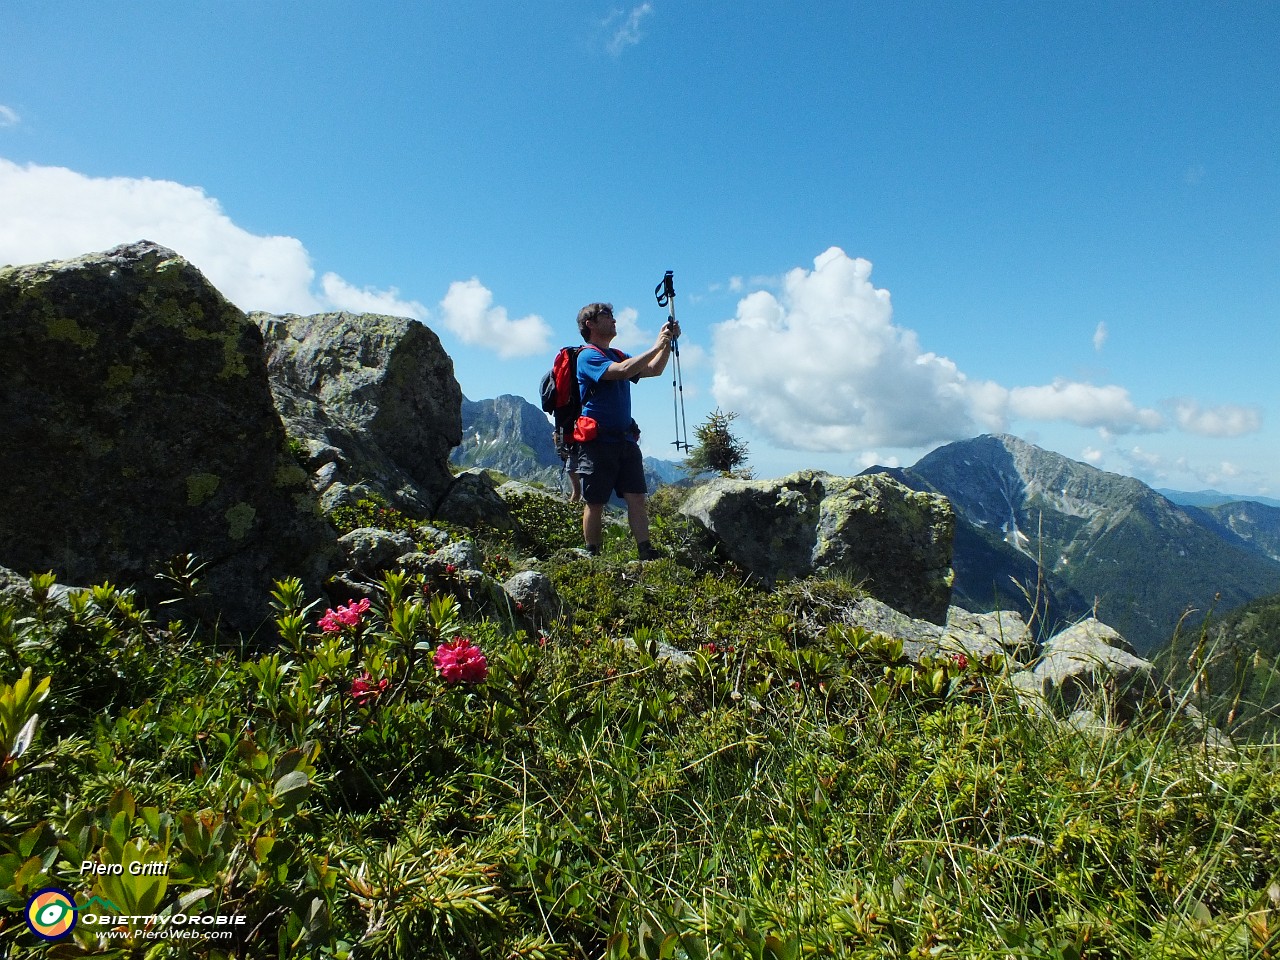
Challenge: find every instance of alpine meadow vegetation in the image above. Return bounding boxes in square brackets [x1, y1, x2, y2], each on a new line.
[2, 491, 1280, 959]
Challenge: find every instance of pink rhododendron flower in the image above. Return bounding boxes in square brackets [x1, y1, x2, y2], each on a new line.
[350, 671, 390, 706]
[700, 642, 735, 655]
[319, 598, 372, 633]
[433, 637, 488, 685]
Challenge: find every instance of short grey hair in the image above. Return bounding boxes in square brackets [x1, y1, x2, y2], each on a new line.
[576, 302, 613, 341]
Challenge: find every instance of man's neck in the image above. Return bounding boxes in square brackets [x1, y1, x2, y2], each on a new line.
[587, 336, 614, 351]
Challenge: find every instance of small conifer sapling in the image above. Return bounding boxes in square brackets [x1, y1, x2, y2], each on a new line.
[686, 408, 751, 477]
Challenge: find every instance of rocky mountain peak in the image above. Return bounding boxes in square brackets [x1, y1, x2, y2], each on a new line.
[875, 434, 1280, 654]
[911, 434, 1159, 554]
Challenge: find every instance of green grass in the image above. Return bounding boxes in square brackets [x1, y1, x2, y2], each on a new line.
[2, 495, 1279, 958]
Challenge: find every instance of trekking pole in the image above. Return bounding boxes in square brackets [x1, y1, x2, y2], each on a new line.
[654, 270, 690, 452]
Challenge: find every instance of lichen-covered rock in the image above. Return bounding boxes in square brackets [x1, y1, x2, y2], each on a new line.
[681, 473, 821, 583]
[0, 564, 31, 601]
[840, 596, 946, 656]
[430, 540, 483, 573]
[681, 470, 955, 622]
[255, 311, 462, 515]
[0, 242, 334, 629]
[828, 598, 1028, 664]
[337, 527, 417, 576]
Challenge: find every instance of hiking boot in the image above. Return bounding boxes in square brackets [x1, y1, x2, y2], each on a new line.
[636, 542, 660, 562]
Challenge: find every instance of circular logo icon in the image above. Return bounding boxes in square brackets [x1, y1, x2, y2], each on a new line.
[25, 888, 77, 941]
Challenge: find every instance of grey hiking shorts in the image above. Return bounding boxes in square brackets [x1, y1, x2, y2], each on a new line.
[577, 440, 646, 504]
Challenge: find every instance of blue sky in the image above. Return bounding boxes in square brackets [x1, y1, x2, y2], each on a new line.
[2, 1, 1277, 495]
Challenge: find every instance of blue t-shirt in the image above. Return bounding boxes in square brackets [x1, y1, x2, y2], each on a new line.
[578, 344, 639, 443]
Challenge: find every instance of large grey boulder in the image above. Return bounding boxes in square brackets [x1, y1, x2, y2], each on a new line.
[397, 539, 507, 618]
[502, 570, 561, 631]
[0, 242, 334, 629]
[1011, 618, 1159, 722]
[681, 471, 955, 622]
[942, 608, 1035, 661]
[436, 469, 515, 531]
[255, 311, 462, 515]
[836, 600, 1215, 737]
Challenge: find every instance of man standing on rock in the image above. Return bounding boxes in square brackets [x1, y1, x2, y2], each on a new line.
[574, 302, 680, 560]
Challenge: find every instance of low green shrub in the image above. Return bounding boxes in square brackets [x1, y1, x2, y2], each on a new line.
[329, 495, 426, 541]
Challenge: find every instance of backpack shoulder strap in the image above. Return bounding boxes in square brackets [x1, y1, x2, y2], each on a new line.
[576, 343, 616, 407]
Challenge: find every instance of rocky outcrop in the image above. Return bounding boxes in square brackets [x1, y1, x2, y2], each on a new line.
[254, 311, 462, 515]
[834, 599, 1207, 736]
[437, 470, 515, 531]
[337, 528, 417, 577]
[1201, 499, 1280, 564]
[681, 471, 955, 622]
[502, 570, 561, 632]
[0, 242, 334, 629]
[835, 599, 1033, 663]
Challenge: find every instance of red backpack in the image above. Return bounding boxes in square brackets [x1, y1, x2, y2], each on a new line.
[539, 344, 609, 436]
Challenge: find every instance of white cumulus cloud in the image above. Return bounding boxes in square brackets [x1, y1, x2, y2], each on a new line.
[710, 247, 1168, 452]
[1122, 445, 1167, 473]
[0, 158, 324, 314]
[611, 306, 645, 350]
[1171, 399, 1263, 438]
[0, 159, 546, 359]
[1204, 460, 1243, 485]
[0, 106, 18, 127]
[711, 248, 993, 451]
[858, 450, 899, 470]
[1007, 381, 1164, 432]
[439, 278, 553, 359]
[1093, 320, 1107, 351]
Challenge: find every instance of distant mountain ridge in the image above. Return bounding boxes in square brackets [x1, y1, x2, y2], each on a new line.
[863, 434, 1280, 655]
[1159, 488, 1280, 510]
[1156, 491, 1280, 564]
[1195, 500, 1280, 564]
